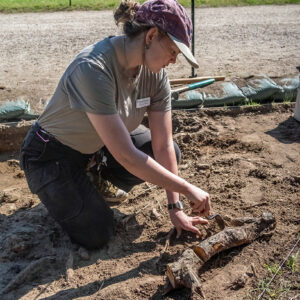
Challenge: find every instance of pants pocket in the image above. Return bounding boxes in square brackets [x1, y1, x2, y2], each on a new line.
[36, 162, 86, 222]
[25, 160, 60, 194]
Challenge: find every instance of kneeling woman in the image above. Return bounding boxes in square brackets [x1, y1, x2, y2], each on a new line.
[20, 0, 211, 249]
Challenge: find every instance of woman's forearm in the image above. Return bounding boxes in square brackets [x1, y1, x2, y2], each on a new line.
[120, 146, 190, 196]
[86, 112, 190, 196]
[153, 144, 180, 204]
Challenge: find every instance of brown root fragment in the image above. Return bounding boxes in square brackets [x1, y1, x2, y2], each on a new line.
[1, 256, 54, 294]
[194, 212, 275, 262]
[222, 211, 275, 227]
[166, 248, 204, 289]
[251, 263, 258, 278]
[194, 227, 253, 262]
[165, 249, 206, 298]
[162, 227, 175, 253]
[155, 228, 176, 267]
[243, 202, 268, 210]
[165, 212, 275, 294]
[181, 263, 206, 299]
[214, 214, 226, 229]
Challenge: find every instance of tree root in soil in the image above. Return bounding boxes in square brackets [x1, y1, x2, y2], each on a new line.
[165, 212, 276, 297]
[155, 227, 176, 267]
[1, 256, 55, 294]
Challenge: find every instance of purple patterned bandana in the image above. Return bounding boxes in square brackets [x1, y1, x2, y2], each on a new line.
[135, 0, 192, 48]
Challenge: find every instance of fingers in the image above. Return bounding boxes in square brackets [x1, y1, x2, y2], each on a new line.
[182, 219, 204, 237]
[191, 216, 208, 225]
[187, 225, 202, 237]
[176, 222, 202, 238]
[175, 227, 182, 239]
[191, 193, 211, 216]
[173, 212, 207, 239]
[192, 201, 205, 212]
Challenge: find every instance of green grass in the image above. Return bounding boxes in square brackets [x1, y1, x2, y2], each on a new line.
[247, 264, 288, 299]
[244, 99, 261, 107]
[0, 0, 299, 13]
[287, 251, 299, 273]
[0, 0, 116, 13]
[247, 256, 300, 300]
[264, 263, 282, 276]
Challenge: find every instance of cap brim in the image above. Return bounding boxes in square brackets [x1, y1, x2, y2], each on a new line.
[168, 33, 199, 69]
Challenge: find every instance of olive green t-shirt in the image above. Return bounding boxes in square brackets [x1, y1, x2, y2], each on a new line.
[38, 37, 171, 154]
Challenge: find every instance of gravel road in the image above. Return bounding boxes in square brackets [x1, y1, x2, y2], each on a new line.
[0, 5, 299, 109]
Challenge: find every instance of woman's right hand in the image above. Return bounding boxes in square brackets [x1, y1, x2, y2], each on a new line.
[184, 184, 211, 216]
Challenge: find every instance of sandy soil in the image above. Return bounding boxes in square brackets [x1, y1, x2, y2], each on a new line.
[1, 105, 300, 299]
[0, 5, 300, 300]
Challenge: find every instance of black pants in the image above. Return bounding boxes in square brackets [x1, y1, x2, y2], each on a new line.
[20, 122, 181, 249]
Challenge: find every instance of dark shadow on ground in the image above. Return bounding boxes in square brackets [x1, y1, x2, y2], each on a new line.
[0, 203, 156, 300]
[0, 151, 19, 162]
[265, 116, 300, 144]
[40, 257, 160, 300]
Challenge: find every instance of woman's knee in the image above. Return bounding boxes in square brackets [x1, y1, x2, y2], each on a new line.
[61, 201, 116, 249]
[37, 170, 116, 249]
[71, 223, 115, 250]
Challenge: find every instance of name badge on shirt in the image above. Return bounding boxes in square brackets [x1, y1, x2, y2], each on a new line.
[136, 97, 150, 109]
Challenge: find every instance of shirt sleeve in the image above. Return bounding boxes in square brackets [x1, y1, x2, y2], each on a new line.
[63, 59, 118, 115]
[148, 68, 171, 112]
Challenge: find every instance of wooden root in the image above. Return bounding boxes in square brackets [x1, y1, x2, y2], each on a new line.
[166, 248, 206, 297]
[166, 212, 275, 295]
[195, 212, 275, 262]
[1, 256, 54, 294]
[155, 228, 176, 267]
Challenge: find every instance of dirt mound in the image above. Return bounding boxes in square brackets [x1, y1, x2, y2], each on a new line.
[0, 121, 33, 153]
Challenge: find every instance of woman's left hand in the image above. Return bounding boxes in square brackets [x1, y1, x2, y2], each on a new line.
[169, 209, 208, 238]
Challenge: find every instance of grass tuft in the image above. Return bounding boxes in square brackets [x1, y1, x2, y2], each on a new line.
[264, 263, 282, 276]
[287, 251, 299, 273]
[244, 99, 261, 107]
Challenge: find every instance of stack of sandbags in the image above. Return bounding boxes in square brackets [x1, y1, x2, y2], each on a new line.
[172, 74, 299, 109]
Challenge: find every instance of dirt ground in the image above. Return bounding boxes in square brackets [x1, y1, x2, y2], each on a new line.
[0, 5, 300, 300]
[1, 105, 300, 299]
